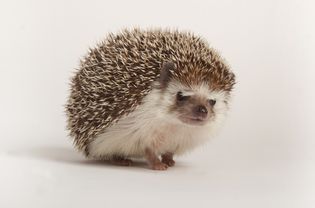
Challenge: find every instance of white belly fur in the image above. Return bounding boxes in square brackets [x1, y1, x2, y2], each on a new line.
[87, 89, 226, 159]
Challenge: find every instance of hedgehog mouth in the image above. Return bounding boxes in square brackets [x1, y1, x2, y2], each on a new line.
[179, 116, 207, 126]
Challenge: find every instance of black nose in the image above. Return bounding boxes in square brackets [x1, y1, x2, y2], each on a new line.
[195, 105, 208, 116]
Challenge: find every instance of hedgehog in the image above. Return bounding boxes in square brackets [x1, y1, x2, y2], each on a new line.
[66, 28, 235, 170]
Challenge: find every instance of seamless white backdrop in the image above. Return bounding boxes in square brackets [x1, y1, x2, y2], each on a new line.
[1, 0, 314, 208]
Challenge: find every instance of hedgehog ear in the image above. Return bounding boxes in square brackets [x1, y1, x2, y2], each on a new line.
[159, 61, 175, 88]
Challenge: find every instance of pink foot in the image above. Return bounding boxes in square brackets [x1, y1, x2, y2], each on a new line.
[150, 162, 168, 170]
[145, 148, 169, 171]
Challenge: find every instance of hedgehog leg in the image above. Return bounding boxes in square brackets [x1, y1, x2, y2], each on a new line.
[144, 148, 168, 170]
[110, 155, 133, 166]
[161, 152, 175, 167]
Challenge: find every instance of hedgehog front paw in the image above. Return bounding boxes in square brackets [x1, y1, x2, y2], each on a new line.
[161, 152, 175, 167]
[162, 157, 175, 167]
[150, 162, 168, 170]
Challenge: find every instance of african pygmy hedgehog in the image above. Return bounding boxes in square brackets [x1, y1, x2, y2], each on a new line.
[66, 28, 235, 170]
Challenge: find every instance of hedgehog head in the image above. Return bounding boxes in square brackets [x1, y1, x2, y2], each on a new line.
[155, 60, 235, 126]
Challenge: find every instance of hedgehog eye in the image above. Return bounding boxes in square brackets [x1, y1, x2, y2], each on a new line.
[177, 91, 189, 101]
[208, 99, 216, 106]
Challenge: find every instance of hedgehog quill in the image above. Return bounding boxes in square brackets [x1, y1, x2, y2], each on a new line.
[66, 29, 235, 170]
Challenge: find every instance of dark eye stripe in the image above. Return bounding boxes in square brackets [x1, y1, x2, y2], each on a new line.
[177, 91, 190, 101]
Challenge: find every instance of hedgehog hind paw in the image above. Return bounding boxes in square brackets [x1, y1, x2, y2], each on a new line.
[110, 156, 133, 166]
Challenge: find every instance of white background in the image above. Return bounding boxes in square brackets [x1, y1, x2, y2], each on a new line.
[1, 0, 314, 207]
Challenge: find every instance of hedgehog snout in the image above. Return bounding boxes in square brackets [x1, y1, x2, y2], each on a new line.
[193, 105, 208, 119]
[173, 96, 214, 126]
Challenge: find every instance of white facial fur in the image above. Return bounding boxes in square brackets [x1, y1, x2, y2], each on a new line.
[88, 81, 230, 159]
[165, 81, 229, 124]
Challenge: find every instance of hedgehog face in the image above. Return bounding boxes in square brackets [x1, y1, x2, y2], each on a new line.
[158, 61, 232, 126]
[165, 82, 229, 126]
